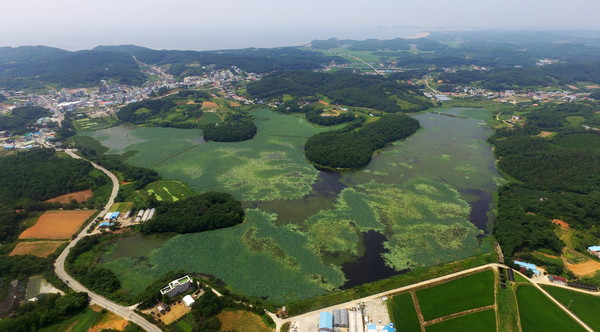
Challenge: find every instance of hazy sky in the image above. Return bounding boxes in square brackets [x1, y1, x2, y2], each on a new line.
[2, 0, 600, 50]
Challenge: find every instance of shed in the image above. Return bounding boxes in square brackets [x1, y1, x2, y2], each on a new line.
[99, 222, 111, 228]
[367, 323, 377, 332]
[319, 312, 333, 332]
[183, 295, 195, 308]
[550, 275, 567, 285]
[513, 260, 540, 275]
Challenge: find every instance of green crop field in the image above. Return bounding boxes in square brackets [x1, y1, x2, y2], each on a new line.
[516, 285, 585, 332]
[107, 202, 134, 212]
[388, 293, 421, 332]
[416, 270, 495, 320]
[197, 112, 222, 125]
[39, 307, 102, 332]
[425, 309, 496, 332]
[127, 180, 196, 203]
[73, 116, 119, 131]
[543, 285, 600, 331]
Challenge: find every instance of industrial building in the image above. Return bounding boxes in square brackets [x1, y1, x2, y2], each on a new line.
[333, 309, 349, 328]
[160, 275, 193, 298]
[319, 312, 333, 332]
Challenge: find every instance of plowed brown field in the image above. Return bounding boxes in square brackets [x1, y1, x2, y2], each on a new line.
[9, 241, 66, 257]
[19, 210, 96, 239]
[45, 189, 93, 203]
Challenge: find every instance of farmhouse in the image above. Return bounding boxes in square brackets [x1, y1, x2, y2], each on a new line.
[588, 246, 600, 258]
[513, 261, 541, 275]
[549, 275, 567, 286]
[160, 275, 192, 298]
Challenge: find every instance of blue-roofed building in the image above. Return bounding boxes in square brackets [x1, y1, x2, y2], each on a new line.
[514, 260, 540, 275]
[588, 246, 600, 257]
[3, 145, 15, 150]
[99, 222, 111, 228]
[319, 312, 333, 332]
[110, 212, 120, 220]
[383, 323, 396, 332]
[367, 323, 377, 332]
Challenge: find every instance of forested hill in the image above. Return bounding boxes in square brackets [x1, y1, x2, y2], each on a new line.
[491, 102, 600, 260]
[438, 62, 600, 91]
[246, 71, 433, 112]
[305, 114, 420, 169]
[93, 45, 346, 75]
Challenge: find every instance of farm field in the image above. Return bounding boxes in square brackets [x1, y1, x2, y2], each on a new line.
[388, 293, 421, 332]
[425, 309, 496, 332]
[416, 270, 495, 320]
[217, 310, 271, 332]
[45, 189, 93, 203]
[516, 285, 585, 332]
[9, 240, 66, 257]
[107, 202, 134, 212]
[542, 285, 600, 331]
[19, 210, 96, 239]
[39, 306, 103, 332]
[127, 180, 196, 203]
[73, 116, 118, 131]
[89, 309, 130, 331]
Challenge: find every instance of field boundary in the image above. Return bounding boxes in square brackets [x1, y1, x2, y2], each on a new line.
[152, 144, 201, 166]
[423, 305, 495, 326]
[410, 291, 426, 332]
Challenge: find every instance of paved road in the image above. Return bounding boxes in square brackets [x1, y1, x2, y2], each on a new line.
[276, 263, 595, 332]
[56, 149, 162, 332]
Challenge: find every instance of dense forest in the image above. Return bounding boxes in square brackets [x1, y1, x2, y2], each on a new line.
[203, 114, 258, 142]
[491, 103, 600, 257]
[0, 106, 51, 134]
[247, 71, 433, 112]
[0, 50, 146, 89]
[305, 114, 420, 169]
[141, 192, 244, 234]
[0, 149, 101, 204]
[0, 292, 89, 332]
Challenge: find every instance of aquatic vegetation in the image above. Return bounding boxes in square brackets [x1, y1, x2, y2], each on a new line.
[102, 209, 346, 304]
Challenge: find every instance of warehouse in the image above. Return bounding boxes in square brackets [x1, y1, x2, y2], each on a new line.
[319, 312, 333, 332]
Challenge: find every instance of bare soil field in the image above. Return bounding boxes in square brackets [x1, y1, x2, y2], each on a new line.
[89, 310, 130, 332]
[585, 85, 600, 89]
[202, 101, 219, 109]
[566, 260, 600, 277]
[19, 210, 96, 239]
[9, 241, 66, 257]
[45, 189, 93, 203]
[551, 219, 570, 229]
[156, 301, 191, 325]
[537, 131, 555, 138]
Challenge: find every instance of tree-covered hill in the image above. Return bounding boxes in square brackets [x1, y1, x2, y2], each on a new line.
[247, 71, 433, 112]
[93, 45, 346, 74]
[0, 106, 51, 134]
[0, 50, 146, 87]
[305, 114, 420, 169]
[141, 192, 244, 234]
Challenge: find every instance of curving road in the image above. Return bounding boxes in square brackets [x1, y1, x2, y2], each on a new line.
[56, 149, 162, 332]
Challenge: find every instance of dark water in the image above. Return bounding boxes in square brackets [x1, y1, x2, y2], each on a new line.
[461, 189, 494, 232]
[340, 231, 400, 289]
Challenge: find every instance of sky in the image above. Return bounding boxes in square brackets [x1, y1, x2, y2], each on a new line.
[2, 0, 600, 50]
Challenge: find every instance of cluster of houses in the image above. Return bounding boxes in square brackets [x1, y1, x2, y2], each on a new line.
[318, 309, 395, 332]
